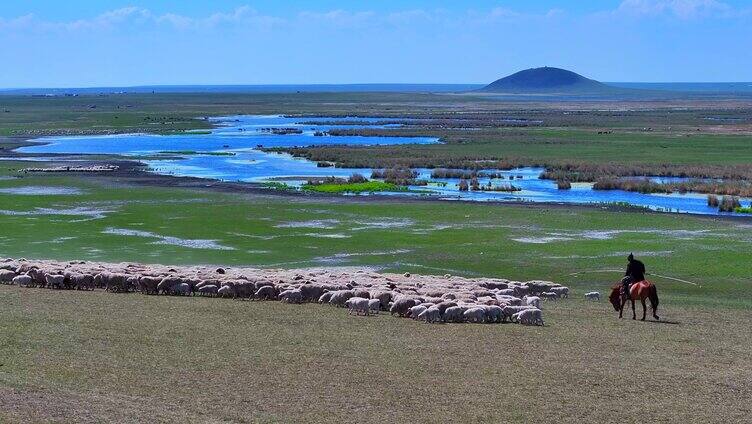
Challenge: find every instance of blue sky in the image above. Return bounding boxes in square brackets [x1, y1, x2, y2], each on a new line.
[1, 0, 750, 87]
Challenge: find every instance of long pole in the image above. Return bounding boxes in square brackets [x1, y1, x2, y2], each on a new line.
[567, 269, 701, 287]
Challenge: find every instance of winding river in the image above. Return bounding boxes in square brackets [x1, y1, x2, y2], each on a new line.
[16, 115, 751, 216]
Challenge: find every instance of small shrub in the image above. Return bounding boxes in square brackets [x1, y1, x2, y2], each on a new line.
[557, 181, 571, 190]
[348, 173, 368, 183]
[718, 196, 741, 212]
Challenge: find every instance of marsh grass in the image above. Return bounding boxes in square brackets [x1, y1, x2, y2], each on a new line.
[302, 181, 402, 194]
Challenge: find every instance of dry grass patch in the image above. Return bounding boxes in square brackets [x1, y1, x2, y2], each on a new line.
[1, 285, 751, 423]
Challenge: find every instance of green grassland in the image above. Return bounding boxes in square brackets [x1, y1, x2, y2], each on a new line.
[0, 162, 749, 309]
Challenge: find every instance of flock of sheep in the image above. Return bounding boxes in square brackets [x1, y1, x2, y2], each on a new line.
[0, 258, 597, 326]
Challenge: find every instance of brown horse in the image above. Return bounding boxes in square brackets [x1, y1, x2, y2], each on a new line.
[609, 280, 660, 321]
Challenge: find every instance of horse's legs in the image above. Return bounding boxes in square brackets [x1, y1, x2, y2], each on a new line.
[631, 299, 636, 320]
[641, 298, 647, 321]
[619, 297, 626, 318]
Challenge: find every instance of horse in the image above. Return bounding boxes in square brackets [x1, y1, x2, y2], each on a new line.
[609, 280, 660, 321]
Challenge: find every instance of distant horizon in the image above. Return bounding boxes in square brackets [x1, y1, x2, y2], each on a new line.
[2, 81, 752, 93]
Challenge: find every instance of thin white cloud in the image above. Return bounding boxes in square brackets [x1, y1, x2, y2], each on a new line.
[0, 5, 284, 32]
[2, 2, 746, 35]
[615, 0, 735, 19]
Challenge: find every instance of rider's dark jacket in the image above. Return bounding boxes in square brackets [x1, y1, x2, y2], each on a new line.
[625, 259, 646, 282]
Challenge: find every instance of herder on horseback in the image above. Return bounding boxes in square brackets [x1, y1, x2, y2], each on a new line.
[622, 253, 645, 297]
[609, 253, 660, 320]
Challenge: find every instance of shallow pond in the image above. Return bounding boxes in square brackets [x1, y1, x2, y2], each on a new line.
[15, 115, 752, 216]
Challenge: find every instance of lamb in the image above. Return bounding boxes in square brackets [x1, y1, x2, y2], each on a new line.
[12, 275, 32, 287]
[408, 305, 427, 320]
[464, 307, 487, 323]
[45, 274, 65, 290]
[368, 299, 381, 314]
[512, 308, 544, 326]
[254, 285, 278, 300]
[585, 291, 601, 301]
[442, 306, 464, 323]
[417, 306, 441, 323]
[279, 289, 303, 304]
[523, 296, 541, 309]
[390, 297, 417, 317]
[345, 297, 370, 315]
[551, 286, 569, 298]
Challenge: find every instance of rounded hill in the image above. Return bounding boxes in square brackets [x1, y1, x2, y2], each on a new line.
[480, 67, 611, 93]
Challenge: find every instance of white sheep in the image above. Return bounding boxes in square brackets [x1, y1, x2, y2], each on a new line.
[45, 274, 65, 290]
[12, 275, 32, 287]
[512, 308, 544, 326]
[417, 306, 441, 323]
[408, 305, 427, 320]
[345, 297, 370, 315]
[329, 290, 355, 307]
[585, 291, 600, 301]
[217, 285, 235, 298]
[523, 295, 541, 309]
[198, 284, 218, 296]
[540, 291, 559, 301]
[463, 307, 487, 323]
[551, 286, 569, 298]
[497, 295, 522, 306]
[484, 305, 504, 323]
[368, 299, 381, 314]
[279, 289, 303, 304]
[442, 306, 464, 323]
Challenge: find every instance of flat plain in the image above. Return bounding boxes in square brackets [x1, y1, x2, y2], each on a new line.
[1, 92, 751, 422]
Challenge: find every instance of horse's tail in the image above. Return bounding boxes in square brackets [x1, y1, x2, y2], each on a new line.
[648, 283, 659, 313]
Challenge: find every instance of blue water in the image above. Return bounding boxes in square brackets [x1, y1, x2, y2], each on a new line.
[15, 115, 751, 216]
